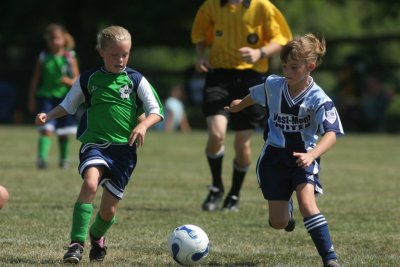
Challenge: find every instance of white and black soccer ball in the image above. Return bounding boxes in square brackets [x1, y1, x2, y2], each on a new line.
[167, 224, 210, 266]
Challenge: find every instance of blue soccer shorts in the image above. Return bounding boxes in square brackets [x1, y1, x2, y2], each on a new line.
[78, 143, 137, 200]
[256, 145, 323, 201]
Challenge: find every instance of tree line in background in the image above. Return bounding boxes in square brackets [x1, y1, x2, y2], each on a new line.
[0, 0, 399, 131]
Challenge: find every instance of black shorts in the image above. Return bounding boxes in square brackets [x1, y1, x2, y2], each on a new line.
[202, 69, 267, 130]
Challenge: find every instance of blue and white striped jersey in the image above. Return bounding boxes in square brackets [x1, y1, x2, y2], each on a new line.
[250, 75, 344, 150]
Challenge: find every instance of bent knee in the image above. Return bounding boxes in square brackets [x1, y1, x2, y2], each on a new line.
[269, 217, 289, 230]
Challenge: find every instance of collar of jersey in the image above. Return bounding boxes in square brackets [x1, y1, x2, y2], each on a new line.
[220, 0, 251, 8]
[283, 77, 314, 107]
[100, 66, 127, 74]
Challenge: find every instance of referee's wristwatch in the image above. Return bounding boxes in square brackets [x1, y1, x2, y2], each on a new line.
[259, 47, 267, 59]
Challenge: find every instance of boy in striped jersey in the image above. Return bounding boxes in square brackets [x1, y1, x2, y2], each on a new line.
[35, 26, 163, 263]
[225, 33, 343, 267]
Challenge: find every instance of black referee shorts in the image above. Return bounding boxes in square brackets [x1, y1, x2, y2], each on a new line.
[202, 68, 267, 131]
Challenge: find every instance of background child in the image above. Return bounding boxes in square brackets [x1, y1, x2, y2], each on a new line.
[225, 33, 344, 267]
[28, 23, 80, 169]
[35, 25, 163, 263]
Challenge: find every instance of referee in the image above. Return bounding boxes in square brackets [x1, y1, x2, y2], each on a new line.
[191, 0, 292, 212]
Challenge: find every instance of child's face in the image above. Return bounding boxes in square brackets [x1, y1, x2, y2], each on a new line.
[47, 29, 65, 53]
[282, 58, 314, 89]
[98, 40, 131, 74]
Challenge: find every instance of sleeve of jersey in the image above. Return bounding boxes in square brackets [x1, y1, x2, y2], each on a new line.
[137, 77, 164, 119]
[316, 102, 344, 136]
[249, 84, 267, 106]
[59, 78, 85, 114]
[191, 1, 213, 44]
[264, 2, 293, 45]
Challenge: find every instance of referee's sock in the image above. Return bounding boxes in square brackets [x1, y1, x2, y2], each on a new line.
[206, 147, 224, 191]
[228, 160, 249, 197]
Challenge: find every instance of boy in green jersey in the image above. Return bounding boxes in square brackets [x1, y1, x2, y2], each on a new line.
[35, 25, 164, 263]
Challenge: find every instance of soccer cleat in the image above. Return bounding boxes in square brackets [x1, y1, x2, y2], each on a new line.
[324, 259, 341, 267]
[202, 185, 224, 211]
[59, 160, 70, 169]
[89, 235, 107, 262]
[37, 159, 47, 169]
[63, 243, 84, 264]
[284, 198, 296, 232]
[222, 195, 239, 212]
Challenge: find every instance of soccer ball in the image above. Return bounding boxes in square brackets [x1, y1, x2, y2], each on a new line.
[0, 185, 9, 209]
[167, 224, 209, 266]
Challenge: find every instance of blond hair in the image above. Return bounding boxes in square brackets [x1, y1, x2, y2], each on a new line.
[96, 26, 131, 49]
[44, 23, 75, 50]
[280, 33, 326, 66]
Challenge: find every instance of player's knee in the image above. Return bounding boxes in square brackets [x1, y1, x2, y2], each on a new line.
[268, 217, 288, 230]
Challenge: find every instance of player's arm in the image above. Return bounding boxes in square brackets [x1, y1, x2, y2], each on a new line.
[195, 42, 210, 73]
[35, 77, 85, 126]
[28, 59, 41, 113]
[35, 105, 69, 126]
[131, 77, 164, 146]
[293, 131, 337, 168]
[61, 57, 80, 86]
[224, 94, 255, 113]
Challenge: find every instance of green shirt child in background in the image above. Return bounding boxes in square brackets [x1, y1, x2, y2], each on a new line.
[28, 23, 80, 169]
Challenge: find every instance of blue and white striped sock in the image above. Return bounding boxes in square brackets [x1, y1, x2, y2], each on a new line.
[304, 213, 337, 262]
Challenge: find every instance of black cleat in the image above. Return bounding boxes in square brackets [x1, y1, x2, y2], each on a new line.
[284, 198, 295, 232]
[63, 243, 84, 264]
[89, 235, 107, 262]
[202, 185, 224, 211]
[222, 195, 239, 212]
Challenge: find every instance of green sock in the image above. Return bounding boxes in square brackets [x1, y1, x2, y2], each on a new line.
[38, 136, 51, 161]
[90, 212, 116, 239]
[70, 202, 93, 244]
[58, 137, 70, 161]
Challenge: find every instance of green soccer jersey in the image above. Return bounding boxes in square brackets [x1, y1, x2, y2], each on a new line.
[60, 67, 164, 144]
[37, 50, 76, 98]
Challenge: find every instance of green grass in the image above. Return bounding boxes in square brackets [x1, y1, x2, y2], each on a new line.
[0, 125, 399, 266]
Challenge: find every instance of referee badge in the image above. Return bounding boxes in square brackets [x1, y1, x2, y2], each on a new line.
[247, 33, 259, 44]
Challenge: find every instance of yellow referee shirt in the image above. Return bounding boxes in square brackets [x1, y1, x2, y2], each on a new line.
[191, 0, 292, 73]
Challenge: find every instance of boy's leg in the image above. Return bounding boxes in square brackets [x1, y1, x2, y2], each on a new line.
[89, 189, 119, 262]
[64, 166, 102, 263]
[63, 202, 93, 263]
[296, 184, 339, 266]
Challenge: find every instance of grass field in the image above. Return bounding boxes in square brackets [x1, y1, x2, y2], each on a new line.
[0, 125, 399, 266]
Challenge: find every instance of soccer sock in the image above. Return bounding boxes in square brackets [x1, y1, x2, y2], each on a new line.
[38, 135, 51, 161]
[206, 147, 224, 191]
[70, 202, 93, 244]
[304, 213, 337, 262]
[228, 160, 249, 197]
[58, 136, 70, 161]
[90, 212, 116, 239]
